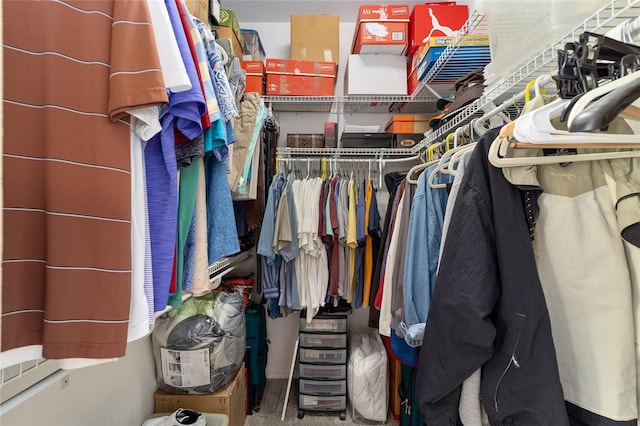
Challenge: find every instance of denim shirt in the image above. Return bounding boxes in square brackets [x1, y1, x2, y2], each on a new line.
[258, 174, 286, 299]
[401, 163, 452, 347]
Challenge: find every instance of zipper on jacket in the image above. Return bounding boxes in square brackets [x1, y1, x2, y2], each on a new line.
[493, 320, 524, 412]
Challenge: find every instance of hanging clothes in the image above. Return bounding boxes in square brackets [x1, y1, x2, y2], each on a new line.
[416, 128, 569, 425]
[256, 165, 383, 323]
[257, 173, 286, 318]
[498, 111, 640, 425]
[400, 163, 453, 348]
[2, 0, 167, 361]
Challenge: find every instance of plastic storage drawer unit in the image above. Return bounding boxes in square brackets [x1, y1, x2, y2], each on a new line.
[299, 363, 347, 380]
[299, 348, 347, 364]
[299, 317, 347, 333]
[298, 394, 347, 412]
[300, 333, 347, 348]
[299, 379, 347, 395]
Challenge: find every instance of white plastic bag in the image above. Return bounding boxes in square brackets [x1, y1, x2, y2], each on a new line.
[347, 331, 388, 421]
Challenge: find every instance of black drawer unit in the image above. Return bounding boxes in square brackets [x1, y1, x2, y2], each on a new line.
[297, 313, 348, 420]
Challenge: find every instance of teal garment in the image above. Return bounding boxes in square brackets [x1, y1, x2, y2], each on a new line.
[169, 160, 200, 308]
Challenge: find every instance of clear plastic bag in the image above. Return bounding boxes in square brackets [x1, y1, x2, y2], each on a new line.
[152, 291, 245, 394]
[347, 331, 389, 422]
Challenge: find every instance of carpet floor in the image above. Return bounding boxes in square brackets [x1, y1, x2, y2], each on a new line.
[244, 379, 399, 426]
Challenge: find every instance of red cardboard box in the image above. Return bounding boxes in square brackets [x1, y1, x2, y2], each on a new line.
[265, 58, 337, 96]
[409, 3, 469, 56]
[352, 4, 410, 55]
[265, 58, 337, 77]
[241, 61, 265, 95]
[353, 22, 409, 54]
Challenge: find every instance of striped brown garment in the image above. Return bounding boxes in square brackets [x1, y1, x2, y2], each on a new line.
[2, 0, 167, 359]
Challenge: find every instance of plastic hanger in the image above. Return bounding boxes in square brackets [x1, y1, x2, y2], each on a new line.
[437, 128, 463, 175]
[407, 143, 438, 185]
[569, 72, 640, 132]
[488, 136, 640, 168]
[448, 143, 476, 176]
[513, 97, 640, 144]
[566, 69, 640, 128]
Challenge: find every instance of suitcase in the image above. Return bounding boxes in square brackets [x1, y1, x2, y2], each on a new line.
[245, 303, 268, 413]
[287, 133, 325, 148]
[398, 364, 427, 426]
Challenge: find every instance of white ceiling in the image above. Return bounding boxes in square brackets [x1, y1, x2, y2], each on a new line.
[223, 0, 476, 23]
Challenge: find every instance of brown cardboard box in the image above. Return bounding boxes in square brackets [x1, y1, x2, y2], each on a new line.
[184, 0, 209, 25]
[154, 365, 246, 426]
[290, 15, 340, 65]
[217, 9, 245, 51]
[213, 26, 244, 60]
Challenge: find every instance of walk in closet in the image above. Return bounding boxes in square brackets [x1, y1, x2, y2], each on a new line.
[2, 0, 640, 425]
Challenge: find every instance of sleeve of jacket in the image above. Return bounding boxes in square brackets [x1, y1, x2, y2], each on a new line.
[415, 151, 501, 425]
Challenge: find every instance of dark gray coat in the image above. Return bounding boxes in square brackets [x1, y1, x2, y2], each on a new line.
[416, 128, 569, 425]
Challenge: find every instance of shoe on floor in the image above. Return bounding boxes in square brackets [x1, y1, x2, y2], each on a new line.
[142, 408, 206, 426]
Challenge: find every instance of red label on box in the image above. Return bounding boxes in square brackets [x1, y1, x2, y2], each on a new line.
[266, 74, 335, 96]
[409, 4, 468, 56]
[265, 58, 337, 77]
[358, 4, 410, 21]
[241, 61, 264, 75]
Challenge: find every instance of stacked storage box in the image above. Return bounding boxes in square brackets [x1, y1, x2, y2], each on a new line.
[297, 313, 349, 420]
[346, 4, 410, 96]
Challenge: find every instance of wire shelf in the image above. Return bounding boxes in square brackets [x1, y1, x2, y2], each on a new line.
[264, 95, 439, 114]
[411, 9, 490, 99]
[412, 0, 640, 152]
[277, 147, 416, 157]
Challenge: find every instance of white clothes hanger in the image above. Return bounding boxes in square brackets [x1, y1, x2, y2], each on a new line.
[407, 143, 439, 185]
[488, 137, 640, 168]
[448, 143, 476, 175]
[513, 97, 640, 144]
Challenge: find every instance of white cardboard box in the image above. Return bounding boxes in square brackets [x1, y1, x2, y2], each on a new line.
[345, 54, 408, 96]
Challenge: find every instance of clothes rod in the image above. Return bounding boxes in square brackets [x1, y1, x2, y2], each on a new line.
[477, 74, 553, 125]
[279, 155, 420, 164]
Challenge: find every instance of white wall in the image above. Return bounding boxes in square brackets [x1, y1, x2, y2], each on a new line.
[1, 338, 157, 426]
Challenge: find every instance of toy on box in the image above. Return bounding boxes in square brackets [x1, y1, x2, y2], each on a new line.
[351, 4, 410, 55]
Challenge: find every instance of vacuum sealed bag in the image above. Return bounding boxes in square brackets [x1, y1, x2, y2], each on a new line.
[152, 291, 245, 394]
